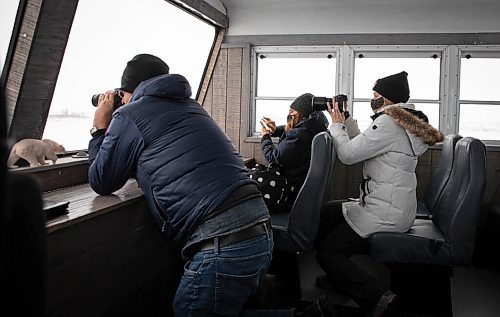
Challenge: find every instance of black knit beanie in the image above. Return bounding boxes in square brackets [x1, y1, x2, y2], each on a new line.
[290, 93, 314, 117]
[120, 54, 170, 93]
[372, 71, 410, 104]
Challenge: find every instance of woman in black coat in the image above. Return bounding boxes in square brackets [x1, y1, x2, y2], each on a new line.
[259, 93, 328, 212]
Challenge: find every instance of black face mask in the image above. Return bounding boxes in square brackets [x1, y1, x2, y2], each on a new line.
[370, 97, 385, 111]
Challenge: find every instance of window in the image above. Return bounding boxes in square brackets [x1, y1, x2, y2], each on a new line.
[0, 0, 21, 73]
[458, 52, 500, 141]
[43, 0, 216, 151]
[253, 47, 338, 134]
[352, 51, 441, 131]
[251, 44, 500, 144]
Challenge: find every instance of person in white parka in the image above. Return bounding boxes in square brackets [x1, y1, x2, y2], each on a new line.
[315, 71, 444, 317]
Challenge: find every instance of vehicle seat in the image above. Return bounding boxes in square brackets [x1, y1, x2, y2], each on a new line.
[416, 133, 462, 219]
[271, 131, 336, 252]
[369, 137, 487, 266]
[367, 137, 486, 316]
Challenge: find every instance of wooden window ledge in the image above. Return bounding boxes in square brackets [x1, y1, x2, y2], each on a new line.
[15, 156, 258, 233]
[45, 179, 144, 233]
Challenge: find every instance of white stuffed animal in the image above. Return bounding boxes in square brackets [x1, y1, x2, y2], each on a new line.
[7, 139, 66, 168]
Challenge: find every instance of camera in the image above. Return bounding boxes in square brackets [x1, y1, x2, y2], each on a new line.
[91, 90, 122, 111]
[312, 94, 348, 112]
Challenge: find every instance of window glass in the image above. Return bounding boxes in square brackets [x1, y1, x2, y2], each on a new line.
[352, 102, 439, 132]
[459, 104, 500, 140]
[257, 57, 336, 97]
[255, 54, 336, 133]
[43, 0, 215, 151]
[459, 57, 500, 140]
[354, 57, 440, 100]
[351, 102, 373, 131]
[353, 55, 441, 132]
[255, 99, 292, 129]
[460, 58, 500, 101]
[0, 0, 21, 71]
[414, 103, 440, 129]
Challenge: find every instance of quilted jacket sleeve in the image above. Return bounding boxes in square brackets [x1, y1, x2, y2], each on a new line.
[329, 115, 397, 165]
[88, 112, 144, 195]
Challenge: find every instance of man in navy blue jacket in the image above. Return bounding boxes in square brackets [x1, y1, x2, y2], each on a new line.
[88, 54, 274, 316]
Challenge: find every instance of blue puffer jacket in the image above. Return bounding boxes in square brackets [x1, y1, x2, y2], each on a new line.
[88, 74, 256, 247]
[261, 111, 328, 188]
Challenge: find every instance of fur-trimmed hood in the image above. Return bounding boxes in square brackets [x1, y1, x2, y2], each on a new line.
[383, 105, 443, 145]
[377, 103, 444, 155]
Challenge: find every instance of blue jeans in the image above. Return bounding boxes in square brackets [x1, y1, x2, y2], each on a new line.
[173, 223, 293, 317]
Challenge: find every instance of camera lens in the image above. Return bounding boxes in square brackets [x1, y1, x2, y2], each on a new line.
[91, 94, 102, 107]
[91, 91, 123, 110]
[312, 97, 331, 112]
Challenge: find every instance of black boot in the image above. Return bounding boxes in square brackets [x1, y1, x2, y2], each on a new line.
[369, 290, 399, 317]
[295, 294, 336, 317]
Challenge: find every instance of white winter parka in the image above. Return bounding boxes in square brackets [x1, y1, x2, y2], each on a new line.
[329, 104, 444, 238]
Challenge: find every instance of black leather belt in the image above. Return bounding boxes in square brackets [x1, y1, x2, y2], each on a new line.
[198, 220, 269, 252]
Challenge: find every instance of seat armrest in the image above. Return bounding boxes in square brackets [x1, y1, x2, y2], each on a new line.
[415, 213, 432, 220]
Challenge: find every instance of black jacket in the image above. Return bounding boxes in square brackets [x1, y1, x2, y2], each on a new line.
[261, 111, 328, 190]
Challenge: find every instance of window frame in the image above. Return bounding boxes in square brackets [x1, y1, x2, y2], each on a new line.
[350, 45, 445, 131]
[0, 0, 26, 84]
[250, 44, 500, 145]
[455, 46, 500, 143]
[250, 45, 341, 136]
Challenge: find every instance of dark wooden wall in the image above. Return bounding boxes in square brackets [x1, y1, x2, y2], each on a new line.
[46, 200, 183, 317]
[202, 45, 500, 205]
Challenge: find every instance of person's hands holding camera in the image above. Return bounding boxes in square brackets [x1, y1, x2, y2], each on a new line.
[93, 90, 117, 129]
[327, 99, 345, 124]
[341, 100, 350, 120]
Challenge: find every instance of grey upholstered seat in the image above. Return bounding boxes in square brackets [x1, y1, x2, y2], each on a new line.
[369, 137, 487, 266]
[271, 131, 336, 252]
[416, 134, 462, 219]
